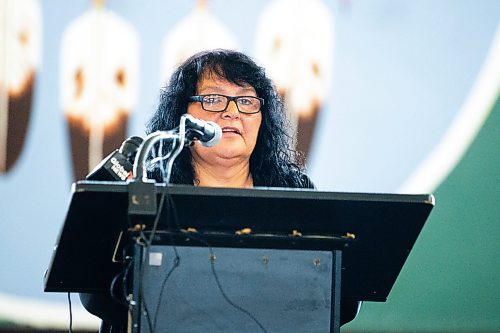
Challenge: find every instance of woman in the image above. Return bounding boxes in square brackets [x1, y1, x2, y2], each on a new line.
[147, 49, 312, 189]
[82, 49, 359, 331]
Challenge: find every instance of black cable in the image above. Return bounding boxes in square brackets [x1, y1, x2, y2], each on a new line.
[162, 188, 269, 333]
[182, 233, 269, 333]
[124, 140, 170, 333]
[151, 185, 181, 332]
[152, 249, 180, 331]
[133, 134, 267, 332]
[137, 187, 181, 333]
[110, 269, 129, 307]
[124, 196, 158, 332]
[121, 250, 133, 304]
[139, 246, 155, 333]
[67, 292, 73, 333]
[209, 250, 269, 333]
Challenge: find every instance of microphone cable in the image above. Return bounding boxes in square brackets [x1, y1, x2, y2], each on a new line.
[67, 292, 73, 333]
[127, 128, 184, 332]
[130, 117, 267, 332]
[148, 185, 269, 333]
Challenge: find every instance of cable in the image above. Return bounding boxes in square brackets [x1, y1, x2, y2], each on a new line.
[67, 292, 73, 333]
[181, 232, 269, 333]
[137, 192, 269, 333]
[110, 264, 130, 307]
[151, 185, 181, 332]
[209, 249, 269, 333]
[129, 116, 267, 332]
[141, 123, 186, 332]
[152, 249, 180, 331]
[139, 246, 155, 333]
[135, 186, 182, 333]
[127, 127, 182, 333]
[161, 188, 269, 333]
[147, 136, 176, 171]
[164, 117, 187, 184]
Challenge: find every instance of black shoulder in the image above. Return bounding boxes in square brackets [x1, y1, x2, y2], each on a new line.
[280, 169, 315, 189]
[297, 172, 315, 189]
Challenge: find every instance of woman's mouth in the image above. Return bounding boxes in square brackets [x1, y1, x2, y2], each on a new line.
[222, 127, 241, 135]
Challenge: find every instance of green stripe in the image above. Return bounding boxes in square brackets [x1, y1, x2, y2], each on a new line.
[345, 94, 500, 332]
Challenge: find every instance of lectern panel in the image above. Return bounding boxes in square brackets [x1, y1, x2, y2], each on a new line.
[139, 246, 333, 333]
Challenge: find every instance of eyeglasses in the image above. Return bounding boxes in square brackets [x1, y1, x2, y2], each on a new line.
[189, 94, 264, 114]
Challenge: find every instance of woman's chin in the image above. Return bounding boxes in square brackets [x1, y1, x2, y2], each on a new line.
[196, 146, 247, 163]
[213, 147, 247, 161]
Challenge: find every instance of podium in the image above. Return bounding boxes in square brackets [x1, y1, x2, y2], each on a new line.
[44, 181, 434, 332]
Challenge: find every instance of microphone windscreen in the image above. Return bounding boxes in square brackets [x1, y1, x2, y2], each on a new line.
[119, 136, 143, 158]
[201, 121, 222, 147]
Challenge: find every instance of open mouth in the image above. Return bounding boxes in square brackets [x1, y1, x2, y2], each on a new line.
[222, 127, 241, 135]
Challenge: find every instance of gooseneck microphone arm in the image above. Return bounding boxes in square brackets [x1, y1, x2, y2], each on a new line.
[132, 117, 186, 183]
[132, 114, 221, 183]
[132, 131, 180, 182]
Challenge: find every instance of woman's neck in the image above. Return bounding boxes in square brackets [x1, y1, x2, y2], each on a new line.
[192, 158, 253, 188]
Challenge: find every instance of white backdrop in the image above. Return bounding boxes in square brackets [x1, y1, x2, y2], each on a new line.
[0, 0, 498, 329]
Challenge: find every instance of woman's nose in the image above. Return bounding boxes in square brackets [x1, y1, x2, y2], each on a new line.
[222, 100, 240, 118]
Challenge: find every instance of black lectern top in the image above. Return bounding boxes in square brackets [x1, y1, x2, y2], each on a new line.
[44, 181, 434, 302]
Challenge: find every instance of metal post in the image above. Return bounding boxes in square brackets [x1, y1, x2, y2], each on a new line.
[131, 242, 143, 333]
[331, 249, 342, 333]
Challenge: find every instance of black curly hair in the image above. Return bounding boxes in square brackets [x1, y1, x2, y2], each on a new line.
[147, 49, 312, 188]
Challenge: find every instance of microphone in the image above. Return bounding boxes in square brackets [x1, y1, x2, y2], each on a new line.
[184, 114, 222, 147]
[86, 136, 143, 181]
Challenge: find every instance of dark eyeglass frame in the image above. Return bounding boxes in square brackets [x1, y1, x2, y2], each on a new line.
[189, 94, 265, 114]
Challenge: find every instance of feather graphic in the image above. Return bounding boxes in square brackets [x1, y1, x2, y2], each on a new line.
[161, 0, 239, 84]
[255, 0, 334, 160]
[60, 2, 139, 180]
[0, 0, 42, 173]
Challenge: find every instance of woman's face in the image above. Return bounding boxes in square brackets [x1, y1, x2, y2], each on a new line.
[187, 74, 262, 167]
